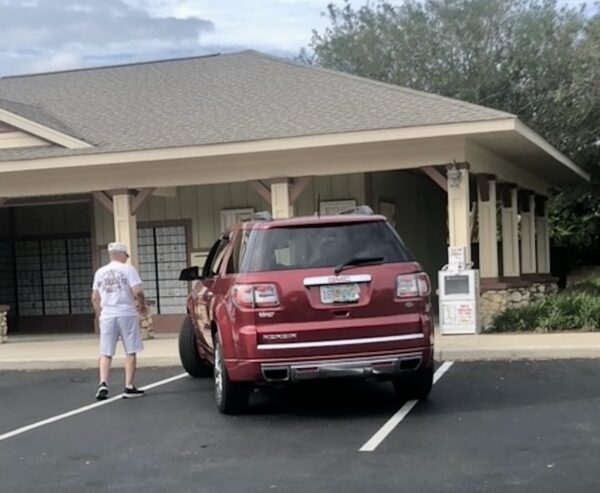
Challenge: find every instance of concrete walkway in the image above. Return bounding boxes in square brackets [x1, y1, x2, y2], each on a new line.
[2, 332, 600, 370]
[0, 334, 179, 370]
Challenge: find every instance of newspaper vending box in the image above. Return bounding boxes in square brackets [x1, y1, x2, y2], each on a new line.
[438, 247, 481, 335]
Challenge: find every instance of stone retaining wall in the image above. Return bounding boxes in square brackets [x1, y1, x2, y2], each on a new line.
[480, 282, 559, 330]
[0, 305, 8, 343]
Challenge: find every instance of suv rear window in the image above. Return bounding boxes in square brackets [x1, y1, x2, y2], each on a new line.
[240, 221, 413, 272]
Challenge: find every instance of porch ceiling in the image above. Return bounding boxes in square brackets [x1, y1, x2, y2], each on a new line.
[468, 122, 589, 185]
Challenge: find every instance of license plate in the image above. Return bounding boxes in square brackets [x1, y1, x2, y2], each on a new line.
[320, 283, 361, 304]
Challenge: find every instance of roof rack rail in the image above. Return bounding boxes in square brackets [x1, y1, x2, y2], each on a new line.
[339, 205, 375, 216]
[250, 211, 273, 221]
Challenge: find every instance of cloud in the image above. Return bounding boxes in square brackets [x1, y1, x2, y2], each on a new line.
[27, 50, 84, 73]
[123, 0, 334, 56]
[0, 0, 213, 75]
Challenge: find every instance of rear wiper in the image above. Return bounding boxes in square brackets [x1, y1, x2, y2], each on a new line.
[334, 256, 385, 274]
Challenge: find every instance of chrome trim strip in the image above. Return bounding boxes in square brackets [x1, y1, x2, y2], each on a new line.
[303, 274, 372, 287]
[260, 352, 423, 370]
[257, 333, 424, 350]
[261, 353, 422, 369]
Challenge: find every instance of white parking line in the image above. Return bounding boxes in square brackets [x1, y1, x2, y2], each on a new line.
[0, 373, 188, 443]
[359, 361, 454, 452]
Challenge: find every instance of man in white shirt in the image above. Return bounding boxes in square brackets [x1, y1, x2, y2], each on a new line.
[91, 242, 147, 400]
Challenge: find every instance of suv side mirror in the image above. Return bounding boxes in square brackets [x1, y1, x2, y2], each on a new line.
[179, 266, 201, 281]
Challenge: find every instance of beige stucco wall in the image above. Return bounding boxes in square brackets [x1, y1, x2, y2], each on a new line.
[368, 170, 447, 293]
[93, 174, 366, 249]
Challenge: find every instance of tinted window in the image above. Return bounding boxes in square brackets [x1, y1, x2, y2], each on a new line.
[227, 229, 250, 274]
[241, 222, 413, 273]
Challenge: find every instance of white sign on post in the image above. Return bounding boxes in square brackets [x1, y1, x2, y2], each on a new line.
[448, 246, 466, 272]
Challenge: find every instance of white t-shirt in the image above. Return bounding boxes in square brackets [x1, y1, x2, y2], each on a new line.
[92, 261, 143, 320]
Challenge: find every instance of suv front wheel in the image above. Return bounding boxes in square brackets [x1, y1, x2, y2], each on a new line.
[178, 316, 213, 378]
[213, 336, 251, 414]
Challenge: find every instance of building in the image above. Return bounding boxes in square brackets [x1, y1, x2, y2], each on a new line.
[0, 51, 589, 334]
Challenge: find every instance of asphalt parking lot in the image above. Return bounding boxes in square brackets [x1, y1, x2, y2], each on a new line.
[1, 360, 600, 493]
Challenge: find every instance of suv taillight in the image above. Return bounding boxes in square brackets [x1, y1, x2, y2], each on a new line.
[232, 284, 280, 309]
[396, 273, 431, 298]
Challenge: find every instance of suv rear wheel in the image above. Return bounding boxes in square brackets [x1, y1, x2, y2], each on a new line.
[392, 367, 433, 400]
[214, 337, 251, 415]
[178, 316, 212, 378]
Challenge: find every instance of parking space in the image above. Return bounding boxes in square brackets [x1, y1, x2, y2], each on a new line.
[2, 361, 600, 492]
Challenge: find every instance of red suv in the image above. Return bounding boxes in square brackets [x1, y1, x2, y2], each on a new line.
[178, 207, 434, 414]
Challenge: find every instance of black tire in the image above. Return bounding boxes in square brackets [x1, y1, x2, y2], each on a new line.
[178, 316, 212, 378]
[393, 366, 434, 400]
[213, 337, 251, 415]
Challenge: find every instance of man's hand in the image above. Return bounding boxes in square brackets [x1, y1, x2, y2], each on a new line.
[132, 285, 148, 317]
[138, 303, 149, 317]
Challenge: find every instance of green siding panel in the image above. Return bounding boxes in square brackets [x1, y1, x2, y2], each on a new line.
[92, 175, 367, 251]
[368, 170, 447, 293]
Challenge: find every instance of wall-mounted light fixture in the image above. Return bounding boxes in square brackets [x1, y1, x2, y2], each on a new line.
[447, 161, 463, 190]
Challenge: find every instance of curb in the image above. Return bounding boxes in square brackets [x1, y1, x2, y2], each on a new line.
[435, 347, 600, 361]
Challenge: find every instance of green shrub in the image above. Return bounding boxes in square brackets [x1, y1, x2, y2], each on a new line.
[490, 304, 543, 333]
[486, 281, 600, 333]
[565, 277, 600, 297]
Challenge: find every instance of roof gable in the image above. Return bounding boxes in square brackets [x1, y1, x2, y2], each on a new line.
[0, 99, 91, 150]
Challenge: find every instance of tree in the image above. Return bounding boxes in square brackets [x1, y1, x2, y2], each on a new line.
[303, 0, 600, 251]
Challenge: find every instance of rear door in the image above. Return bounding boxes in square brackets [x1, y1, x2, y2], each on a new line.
[193, 237, 229, 350]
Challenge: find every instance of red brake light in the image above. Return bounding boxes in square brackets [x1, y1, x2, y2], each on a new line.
[232, 284, 280, 309]
[396, 273, 430, 298]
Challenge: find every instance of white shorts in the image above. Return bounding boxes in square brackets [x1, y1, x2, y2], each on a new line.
[100, 316, 143, 357]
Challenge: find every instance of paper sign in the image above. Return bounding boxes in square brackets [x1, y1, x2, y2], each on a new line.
[448, 246, 466, 272]
[442, 302, 475, 325]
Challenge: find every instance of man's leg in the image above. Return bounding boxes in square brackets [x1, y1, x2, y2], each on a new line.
[120, 316, 145, 398]
[97, 318, 117, 400]
[124, 353, 136, 388]
[99, 355, 112, 384]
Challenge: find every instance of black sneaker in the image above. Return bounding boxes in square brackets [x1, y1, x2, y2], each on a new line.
[96, 382, 108, 401]
[122, 386, 145, 399]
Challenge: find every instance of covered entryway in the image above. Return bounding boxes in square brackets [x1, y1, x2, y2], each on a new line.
[0, 51, 589, 335]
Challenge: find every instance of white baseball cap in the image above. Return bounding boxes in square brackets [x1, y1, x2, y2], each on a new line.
[108, 242, 129, 257]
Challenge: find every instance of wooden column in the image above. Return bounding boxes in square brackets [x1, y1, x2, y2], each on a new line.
[477, 175, 498, 279]
[270, 179, 292, 219]
[520, 192, 537, 275]
[447, 163, 471, 263]
[112, 192, 138, 267]
[536, 196, 551, 274]
[251, 177, 311, 218]
[500, 186, 520, 278]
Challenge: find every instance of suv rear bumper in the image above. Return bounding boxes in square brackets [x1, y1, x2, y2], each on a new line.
[225, 346, 433, 383]
[261, 352, 423, 382]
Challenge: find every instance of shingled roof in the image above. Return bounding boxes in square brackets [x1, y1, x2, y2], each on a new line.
[0, 50, 513, 162]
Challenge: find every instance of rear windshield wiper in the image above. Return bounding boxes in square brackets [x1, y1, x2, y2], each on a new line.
[334, 256, 385, 274]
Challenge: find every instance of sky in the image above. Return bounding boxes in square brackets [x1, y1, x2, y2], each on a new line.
[0, 0, 593, 77]
[0, 0, 348, 76]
